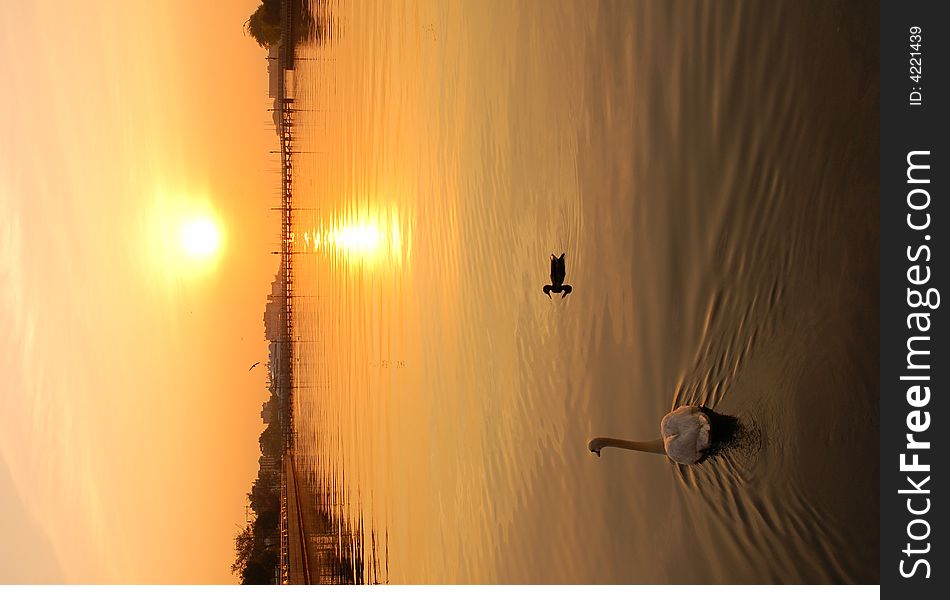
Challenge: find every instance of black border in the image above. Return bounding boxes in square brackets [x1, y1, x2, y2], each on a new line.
[881, 0, 947, 594]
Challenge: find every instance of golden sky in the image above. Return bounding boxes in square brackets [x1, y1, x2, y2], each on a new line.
[1, 0, 279, 583]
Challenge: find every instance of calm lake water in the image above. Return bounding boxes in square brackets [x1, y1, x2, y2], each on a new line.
[287, 0, 879, 583]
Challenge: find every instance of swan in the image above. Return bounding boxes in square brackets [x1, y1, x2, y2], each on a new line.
[543, 253, 573, 298]
[588, 405, 711, 464]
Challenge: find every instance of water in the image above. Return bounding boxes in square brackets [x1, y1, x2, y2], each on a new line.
[286, 0, 879, 583]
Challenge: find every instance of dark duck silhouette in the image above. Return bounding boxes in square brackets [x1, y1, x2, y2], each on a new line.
[543, 253, 573, 298]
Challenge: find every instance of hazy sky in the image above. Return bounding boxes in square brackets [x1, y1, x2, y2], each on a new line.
[1, 0, 280, 583]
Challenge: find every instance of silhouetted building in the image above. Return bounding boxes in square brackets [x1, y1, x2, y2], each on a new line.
[263, 269, 286, 342]
[261, 398, 277, 424]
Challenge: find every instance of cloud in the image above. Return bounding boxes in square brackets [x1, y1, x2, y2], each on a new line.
[0, 454, 64, 583]
[0, 181, 116, 583]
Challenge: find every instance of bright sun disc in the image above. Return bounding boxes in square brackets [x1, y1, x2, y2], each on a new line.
[180, 218, 221, 257]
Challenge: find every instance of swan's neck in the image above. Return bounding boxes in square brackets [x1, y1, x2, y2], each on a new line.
[590, 437, 666, 455]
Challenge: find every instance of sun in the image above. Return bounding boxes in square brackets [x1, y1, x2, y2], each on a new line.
[180, 217, 221, 258]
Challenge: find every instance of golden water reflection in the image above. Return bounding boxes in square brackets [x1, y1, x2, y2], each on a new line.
[299, 204, 408, 268]
[290, 0, 880, 584]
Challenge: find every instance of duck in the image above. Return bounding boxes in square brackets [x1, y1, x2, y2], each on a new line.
[543, 253, 573, 298]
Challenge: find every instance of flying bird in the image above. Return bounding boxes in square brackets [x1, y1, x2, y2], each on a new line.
[248, 361, 261, 371]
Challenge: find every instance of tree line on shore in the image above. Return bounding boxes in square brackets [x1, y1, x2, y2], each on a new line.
[231, 396, 282, 584]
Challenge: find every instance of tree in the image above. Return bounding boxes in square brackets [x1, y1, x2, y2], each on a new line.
[245, 3, 281, 48]
[248, 470, 280, 515]
[232, 515, 280, 583]
[242, 561, 272, 584]
[256, 508, 279, 532]
[259, 421, 281, 457]
[230, 524, 256, 577]
[244, 0, 319, 49]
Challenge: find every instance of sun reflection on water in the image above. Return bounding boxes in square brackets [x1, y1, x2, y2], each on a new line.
[300, 205, 408, 267]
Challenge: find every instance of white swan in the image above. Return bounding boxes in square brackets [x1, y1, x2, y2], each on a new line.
[588, 405, 711, 464]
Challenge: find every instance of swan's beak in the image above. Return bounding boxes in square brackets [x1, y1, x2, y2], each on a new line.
[587, 440, 601, 457]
